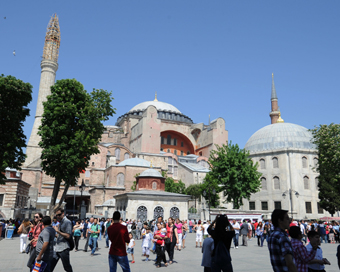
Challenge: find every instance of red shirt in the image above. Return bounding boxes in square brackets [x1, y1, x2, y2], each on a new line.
[107, 223, 130, 256]
[31, 223, 44, 248]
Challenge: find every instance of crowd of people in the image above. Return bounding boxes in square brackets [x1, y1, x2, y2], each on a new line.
[2, 210, 340, 272]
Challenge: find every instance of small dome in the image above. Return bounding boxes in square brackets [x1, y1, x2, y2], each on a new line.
[118, 158, 150, 167]
[129, 101, 181, 114]
[139, 168, 163, 178]
[245, 123, 316, 153]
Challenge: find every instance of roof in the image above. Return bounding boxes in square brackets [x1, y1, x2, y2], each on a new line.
[118, 158, 150, 167]
[179, 162, 210, 173]
[129, 100, 181, 114]
[245, 122, 316, 153]
[139, 168, 163, 178]
[117, 190, 191, 198]
[37, 197, 62, 204]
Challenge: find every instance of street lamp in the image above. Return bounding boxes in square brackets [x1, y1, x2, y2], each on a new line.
[282, 189, 299, 219]
[203, 188, 216, 221]
[79, 179, 86, 219]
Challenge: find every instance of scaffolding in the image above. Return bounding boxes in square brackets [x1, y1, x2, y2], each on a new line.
[42, 13, 60, 62]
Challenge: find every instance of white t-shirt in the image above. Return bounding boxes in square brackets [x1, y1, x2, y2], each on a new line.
[128, 238, 134, 248]
[142, 233, 152, 248]
[203, 224, 209, 235]
[232, 222, 240, 234]
[121, 222, 127, 226]
[196, 224, 203, 234]
[300, 224, 305, 234]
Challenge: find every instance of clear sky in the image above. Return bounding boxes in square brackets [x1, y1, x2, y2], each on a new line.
[1, 1, 339, 149]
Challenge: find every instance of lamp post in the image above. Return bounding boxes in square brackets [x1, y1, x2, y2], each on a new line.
[203, 188, 216, 221]
[79, 179, 86, 219]
[282, 188, 299, 219]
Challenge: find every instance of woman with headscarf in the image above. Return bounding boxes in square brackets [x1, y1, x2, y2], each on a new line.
[208, 214, 235, 272]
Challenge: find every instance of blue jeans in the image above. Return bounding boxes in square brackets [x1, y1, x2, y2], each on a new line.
[261, 235, 266, 247]
[152, 242, 156, 251]
[320, 234, 328, 243]
[189, 226, 192, 233]
[233, 233, 239, 247]
[106, 234, 110, 247]
[109, 254, 130, 272]
[89, 236, 98, 254]
[99, 232, 102, 240]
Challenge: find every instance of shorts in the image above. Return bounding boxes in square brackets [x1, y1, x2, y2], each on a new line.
[142, 247, 150, 255]
[196, 233, 202, 242]
[127, 247, 134, 254]
[183, 232, 187, 240]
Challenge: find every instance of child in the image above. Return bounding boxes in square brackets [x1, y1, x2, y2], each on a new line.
[306, 230, 331, 271]
[142, 226, 152, 261]
[289, 226, 318, 272]
[127, 232, 135, 264]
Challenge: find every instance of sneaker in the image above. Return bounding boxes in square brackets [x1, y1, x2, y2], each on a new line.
[145, 258, 149, 261]
[236, 246, 238, 249]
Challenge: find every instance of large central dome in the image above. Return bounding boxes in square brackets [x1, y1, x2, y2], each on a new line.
[245, 123, 316, 153]
[129, 100, 181, 114]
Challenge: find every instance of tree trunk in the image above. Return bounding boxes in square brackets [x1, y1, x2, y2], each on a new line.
[49, 177, 61, 216]
[54, 182, 70, 212]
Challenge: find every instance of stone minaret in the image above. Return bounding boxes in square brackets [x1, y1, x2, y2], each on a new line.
[24, 14, 60, 167]
[269, 73, 280, 124]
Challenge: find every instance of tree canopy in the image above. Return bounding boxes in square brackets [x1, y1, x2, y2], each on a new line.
[204, 142, 262, 209]
[0, 75, 32, 183]
[165, 177, 186, 194]
[310, 123, 340, 216]
[38, 79, 115, 213]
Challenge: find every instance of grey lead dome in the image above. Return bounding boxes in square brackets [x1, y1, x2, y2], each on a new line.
[129, 101, 181, 114]
[245, 123, 316, 153]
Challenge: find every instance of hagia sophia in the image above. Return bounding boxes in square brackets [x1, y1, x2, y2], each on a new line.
[0, 14, 331, 221]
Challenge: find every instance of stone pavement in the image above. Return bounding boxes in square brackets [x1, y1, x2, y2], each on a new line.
[1, 234, 339, 272]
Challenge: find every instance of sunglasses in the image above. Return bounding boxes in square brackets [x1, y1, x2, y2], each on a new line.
[34, 216, 40, 219]
[56, 213, 62, 217]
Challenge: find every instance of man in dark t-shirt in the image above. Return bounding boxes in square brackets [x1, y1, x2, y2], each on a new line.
[107, 211, 130, 272]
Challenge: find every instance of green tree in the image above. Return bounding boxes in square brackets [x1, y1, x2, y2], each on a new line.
[310, 124, 340, 216]
[205, 142, 262, 209]
[131, 173, 140, 191]
[0, 75, 32, 183]
[38, 79, 115, 214]
[185, 184, 202, 208]
[165, 177, 186, 194]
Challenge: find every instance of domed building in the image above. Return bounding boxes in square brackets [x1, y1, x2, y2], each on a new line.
[240, 75, 329, 220]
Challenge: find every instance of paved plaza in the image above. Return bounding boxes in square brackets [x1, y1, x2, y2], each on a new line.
[1, 233, 339, 272]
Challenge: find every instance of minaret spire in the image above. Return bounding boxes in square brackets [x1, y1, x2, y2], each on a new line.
[269, 73, 280, 124]
[24, 14, 60, 167]
[154, 92, 158, 101]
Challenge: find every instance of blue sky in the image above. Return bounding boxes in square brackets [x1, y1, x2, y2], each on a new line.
[1, 1, 339, 149]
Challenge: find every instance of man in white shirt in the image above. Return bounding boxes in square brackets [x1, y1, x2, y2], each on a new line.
[203, 221, 210, 239]
[231, 219, 240, 249]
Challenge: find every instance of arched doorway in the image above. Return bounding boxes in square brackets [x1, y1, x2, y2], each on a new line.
[137, 206, 147, 222]
[153, 206, 164, 220]
[170, 207, 180, 219]
[160, 130, 195, 156]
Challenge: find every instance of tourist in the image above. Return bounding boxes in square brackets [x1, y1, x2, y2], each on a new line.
[35, 216, 56, 272]
[165, 217, 178, 264]
[137, 219, 142, 240]
[107, 211, 130, 272]
[50, 208, 73, 272]
[154, 222, 168, 267]
[88, 218, 100, 256]
[84, 217, 94, 252]
[175, 218, 183, 251]
[240, 219, 249, 246]
[306, 230, 331, 271]
[231, 219, 240, 249]
[201, 234, 214, 272]
[268, 209, 297, 272]
[27, 212, 44, 270]
[83, 219, 88, 239]
[105, 218, 112, 248]
[131, 220, 137, 240]
[195, 220, 204, 248]
[289, 226, 317, 272]
[189, 220, 193, 233]
[208, 214, 235, 272]
[182, 220, 188, 249]
[72, 220, 82, 252]
[127, 232, 135, 264]
[152, 216, 163, 253]
[18, 218, 30, 253]
[317, 221, 327, 243]
[256, 221, 263, 247]
[142, 226, 152, 261]
[203, 221, 210, 240]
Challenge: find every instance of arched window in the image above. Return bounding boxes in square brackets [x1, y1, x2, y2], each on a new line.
[137, 206, 148, 222]
[302, 157, 307, 168]
[261, 177, 267, 190]
[115, 148, 121, 159]
[124, 152, 130, 160]
[313, 157, 318, 168]
[170, 207, 180, 219]
[273, 176, 280, 190]
[260, 159, 266, 169]
[117, 173, 125, 187]
[154, 206, 164, 220]
[315, 177, 319, 189]
[152, 181, 157, 190]
[167, 135, 171, 145]
[303, 176, 309, 190]
[272, 157, 279, 168]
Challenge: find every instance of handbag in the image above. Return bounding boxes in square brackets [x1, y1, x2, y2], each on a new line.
[25, 243, 31, 254]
